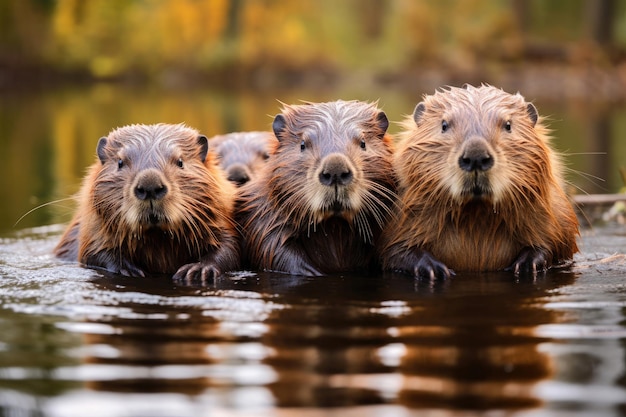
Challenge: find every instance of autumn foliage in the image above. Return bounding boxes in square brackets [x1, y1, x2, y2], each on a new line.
[2, 0, 623, 87]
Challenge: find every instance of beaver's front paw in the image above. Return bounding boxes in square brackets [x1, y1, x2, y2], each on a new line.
[173, 262, 220, 285]
[507, 247, 550, 276]
[410, 250, 453, 280]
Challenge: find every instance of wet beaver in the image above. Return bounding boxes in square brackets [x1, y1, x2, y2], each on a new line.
[54, 123, 240, 282]
[236, 100, 397, 276]
[209, 131, 275, 185]
[381, 85, 579, 278]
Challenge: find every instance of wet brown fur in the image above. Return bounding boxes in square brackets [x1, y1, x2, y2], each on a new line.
[210, 131, 275, 185]
[381, 85, 579, 277]
[236, 100, 397, 276]
[54, 123, 240, 281]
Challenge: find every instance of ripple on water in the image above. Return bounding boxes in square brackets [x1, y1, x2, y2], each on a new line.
[0, 225, 626, 416]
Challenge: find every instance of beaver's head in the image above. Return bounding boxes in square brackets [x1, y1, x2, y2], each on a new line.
[213, 132, 273, 186]
[268, 100, 396, 241]
[92, 123, 231, 246]
[398, 85, 554, 208]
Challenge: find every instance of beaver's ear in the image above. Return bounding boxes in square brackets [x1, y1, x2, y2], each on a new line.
[526, 103, 538, 127]
[413, 102, 426, 126]
[96, 137, 108, 165]
[375, 111, 389, 138]
[272, 114, 287, 141]
[197, 135, 209, 162]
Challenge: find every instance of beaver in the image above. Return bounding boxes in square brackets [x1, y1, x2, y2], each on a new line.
[209, 131, 274, 185]
[381, 84, 579, 279]
[236, 100, 397, 276]
[54, 123, 240, 282]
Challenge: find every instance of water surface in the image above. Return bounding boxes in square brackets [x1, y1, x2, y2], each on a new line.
[0, 225, 625, 416]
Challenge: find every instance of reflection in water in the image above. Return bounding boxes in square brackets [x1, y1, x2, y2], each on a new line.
[67, 269, 579, 413]
[262, 273, 575, 410]
[1, 228, 626, 415]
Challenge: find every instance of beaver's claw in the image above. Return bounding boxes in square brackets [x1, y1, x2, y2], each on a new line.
[411, 250, 454, 280]
[173, 261, 220, 285]
[506, 247, 550, 276]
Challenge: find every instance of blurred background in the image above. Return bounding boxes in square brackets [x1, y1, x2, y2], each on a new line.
[1, 0, 626, 233]
[4, 0, 626, 92]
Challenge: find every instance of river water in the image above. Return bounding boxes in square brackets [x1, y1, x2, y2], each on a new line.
[0, 224, 625, 416]
[1, 85, 626, 416]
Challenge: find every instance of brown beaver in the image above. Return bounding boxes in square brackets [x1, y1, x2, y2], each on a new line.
[54, 123, 240, 282]
[209, 131, 275, 185]
[236, 100, 397, 276]
[381, 85, 579, 279]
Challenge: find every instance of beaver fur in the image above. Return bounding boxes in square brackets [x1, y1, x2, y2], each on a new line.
[381, 85, 579, 278]
[236, 100, 397, 276]
[54, 123, 240, 282]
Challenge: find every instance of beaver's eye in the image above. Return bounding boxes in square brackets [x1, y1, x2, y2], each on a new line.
[504, 120, 512, 132]
[360, 139, 366, 150]
[117, 159, 124, 170]
[176, 158, 184, 168]
[442, 120, 449, 133]
[300, 140, 306, 152]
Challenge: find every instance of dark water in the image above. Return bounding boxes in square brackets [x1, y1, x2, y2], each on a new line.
[1, 85, 626, 416]
[0, 225, 625, 416]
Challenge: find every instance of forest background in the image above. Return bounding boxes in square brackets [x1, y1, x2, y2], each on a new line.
[2, 0, 626, 100]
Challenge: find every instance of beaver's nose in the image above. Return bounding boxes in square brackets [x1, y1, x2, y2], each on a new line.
[227, 164, 251, 185]
[458, 138, 494, 172]
[319, 153, 353, 186]
[135, 170, 168, 201]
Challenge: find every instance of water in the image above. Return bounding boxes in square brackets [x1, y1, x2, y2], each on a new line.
[1, 85, 626, 415]
[0, 225, 625, 416]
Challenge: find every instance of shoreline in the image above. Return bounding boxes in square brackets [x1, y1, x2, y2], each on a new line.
[3, 62, 626, 104]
